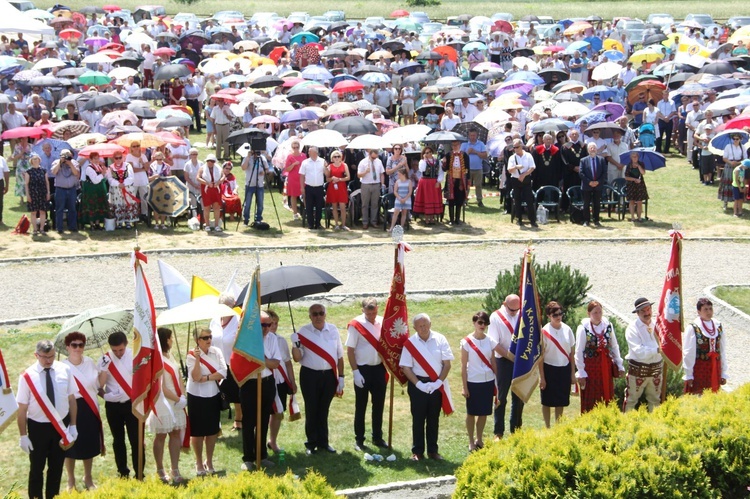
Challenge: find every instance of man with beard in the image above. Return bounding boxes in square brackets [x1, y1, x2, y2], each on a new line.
[531, 133, 563, 189]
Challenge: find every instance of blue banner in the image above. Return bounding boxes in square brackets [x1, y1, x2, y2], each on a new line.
[510, 252, 544, 403]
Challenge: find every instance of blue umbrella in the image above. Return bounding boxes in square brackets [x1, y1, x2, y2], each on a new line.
[505, 70, 544, 86]
[584, 36, 603, 53]
[360, 72, 390, 84]
[290, 32, 320, 45]
[581, 85, 616, 101]
[559, 19, 574, 28]
[462, 41, 487, 52]
[602, 50, 625, 62]
[331, 74, 359, 86]
[280, 109, 320, 124]
[33, 139, 74, 160]
[564, 40, 590, 54]
[709, 130, 750, 153]
[619, 148, 666, 171]
[576, 111, 609, 126]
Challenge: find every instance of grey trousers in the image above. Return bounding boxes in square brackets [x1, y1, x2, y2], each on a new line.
[360, 183, 380, 225]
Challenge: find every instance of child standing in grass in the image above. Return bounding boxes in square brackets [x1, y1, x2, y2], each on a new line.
[732, 159, 748, 217]
[389, 168, 412, 232]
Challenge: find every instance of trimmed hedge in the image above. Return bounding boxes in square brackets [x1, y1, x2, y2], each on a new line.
[59, 471, 334, 499]
[454, 385, 750, 498]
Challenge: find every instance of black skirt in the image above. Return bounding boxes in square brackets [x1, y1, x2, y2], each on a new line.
[466, 380, 495, 416]
[541, 363, 572, 408]
[187, 393, 222, 437]
[275, 381, 289, 411]
[219, 369, 241, 404]
[65, 397, 102, 460]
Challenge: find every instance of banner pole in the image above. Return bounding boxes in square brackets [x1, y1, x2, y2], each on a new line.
[387, 376, 394, 448]
[256, 374, 262, 470]
[137, 421, 144, 480]
[661, 364, 668, 403]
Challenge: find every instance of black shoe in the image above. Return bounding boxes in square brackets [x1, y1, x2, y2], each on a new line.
[322, 445, 337, 453]
[355, 440, 365, 450]
[305, 448, 316, 456]
[530, 222, 539, 228]
[594, 221, 602, 227]
[477, 201, 484, 207]
[372, 439, 390, 449]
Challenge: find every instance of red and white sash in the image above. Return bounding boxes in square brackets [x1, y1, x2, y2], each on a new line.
[495, 309, 516, 336]
[22, 372, 74, 449]
[163, 361, 191, 451]
[403, 339, 455, 415]
[188, 349, 222, 374]
[272, 362, 301, 421]
[542, 328, 570, 358]
[298, 331, 342, 397]
[463, 336, 498, 403]
[348, 319, 390, 384]
[71, 371, 105, 455]
[105, 352, 132, 398]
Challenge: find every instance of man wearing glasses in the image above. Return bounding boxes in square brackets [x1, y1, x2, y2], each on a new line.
[357, 149, 385, 229]
[506, 139, 537, 227]
[487, 294, 523, 441]
[460, 130, 489, 207]
[291, 305, 345, 455]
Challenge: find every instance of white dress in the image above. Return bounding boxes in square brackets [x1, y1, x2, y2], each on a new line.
[146, 356, 187, 434]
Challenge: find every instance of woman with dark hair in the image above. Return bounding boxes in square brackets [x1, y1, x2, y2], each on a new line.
[683, 298, 728, 394]
[186, 326, 226, 476]
[148, 328, 187, 484]
[624, 151, 649, 222]
[574, 300, 625, 414]
[62, 332, 101, 491]
[538, 301, 575, 428]
[413, 146, 444, 225]
[460, 311, 497, 452]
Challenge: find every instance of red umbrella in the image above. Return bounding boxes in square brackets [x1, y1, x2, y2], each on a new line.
[78, 143, 126, 158]
[210, 94, 238, 103]
[162, 104, 193, 116]
[434, 45, 458, 63]
[268, 46, 288, 64]
[59, 28, 83, 40]
[332, 80, 364, 94]
[304, 42, 324, 51]
[282, 77, 305, 88]
[101, 42, 125, 53]
[543, 45, 565, 54]
[217, 88, 243, 96]
[724, 116, 750, 130]
[627, 80, 666, 104]
[493, 20, 513, 34]
[97, 49, 123, 59]
[153, 47, 176, 57]
[391, 9, 410, 18]
[1, 126, 51, 140]
[102, 5, 121, 12]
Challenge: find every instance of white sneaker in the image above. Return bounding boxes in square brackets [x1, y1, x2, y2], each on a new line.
[214, 226, 222, 232]
[205, 225, 212, 232]
[240, 461, 254, 471]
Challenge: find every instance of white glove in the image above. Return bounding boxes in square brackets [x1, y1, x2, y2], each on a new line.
[174, 395, 187, 410]
[431, 379, 444, 391]
[98, 355, 111, 371]
[63, 430, 75, 444]
[19, 435, 33, 454]
[68, 425, 78, 440]
[102, 388, 122, 402]
[352, 369, 365, 389]
[290, 333, 300, 347]
[337, 376, 345, 394]
[415, 381, 431, 393]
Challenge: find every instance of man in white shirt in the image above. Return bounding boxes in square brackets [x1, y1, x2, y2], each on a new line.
[486, 295, 523, 439]
[299, 146, 326, 229]
[357, 149, 385, 229]
[623, 298, 663, 412]
[291, 304, 345, 454]
[604, 129, 629, 183]
[346, 298, 389, 450]
[507, 139, 537, 226]
[123, 75, 139, 96]
[685, 100, 703, 166]
[618, 61, 637, 85]
[456, 97, 479, 123]
[96, 331, 143, 478]
[374, 82, 392, 110]
[210, 98, 236, 161]
[17, 340, 78, 499]
[440, 104, 460, 131]
[656, 90, 676, 154]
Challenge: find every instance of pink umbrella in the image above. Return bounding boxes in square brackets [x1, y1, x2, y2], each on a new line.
[1, 126, 51, 140]
[102, 4, 121, 12]
[250, 115, 280, 125]
[274, 19, 294, 32]
[153, 131, 186, 145]
[78, 143, 127, 158]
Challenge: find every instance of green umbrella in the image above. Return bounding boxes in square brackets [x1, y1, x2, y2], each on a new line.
[78, 70, 112, 86]
[290, 31, 320, 45]
[394, 18, 421, 33]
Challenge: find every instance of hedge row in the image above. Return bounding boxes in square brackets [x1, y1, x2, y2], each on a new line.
[59, 471, 334, 499]
[454, 385, 750, 498]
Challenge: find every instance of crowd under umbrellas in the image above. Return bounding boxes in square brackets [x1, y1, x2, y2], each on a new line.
[2, 6, 750, 234]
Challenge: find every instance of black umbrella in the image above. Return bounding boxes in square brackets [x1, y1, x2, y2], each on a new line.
[227, 127, 268, 146]
[131, 88, 164, 100]
[725, 56, 750, 70]
[154, 64, 191, 81]
[586, 15, 603, 22]
[530, 118, 571, 134]
[512, 48, 534, 58]
[159, 116, 193, 128]
[249, 75, 284, 89]
[57, 67, 85, 78]
[538, 68, 569, 84]
[287, 86, 328, 104]
[401, 72, 432, 87]
[320, 48, 349, 58]
[475, 70, 505, 82]
[325, 116, 378, 135]
[667, 72, 693, 88]
[260, 40, 284, 56]
[354, 65, 383, 76]
[330, 41, 350, 50]
[452, 122, 489, 143]
[83, 94, 126, 111]
[415, 50, 442, 61]
[391, 48, 412, 59]
[443, 87, 475, 100]
[416, 104, 444, 117]
[698, 61, 735, 75]
[79, 6, 105, 14]
[585, 122, 625, 139]
[130, 106, 156, 118]
[397, 61, 423, 75]
[422, 130, 468, 145]
[382, 41, 405, 51]
[327, 21, 349, 33]
[113, 56, 142, 70]
[643, 33, 668, 46]
[521, 15, 540, 22]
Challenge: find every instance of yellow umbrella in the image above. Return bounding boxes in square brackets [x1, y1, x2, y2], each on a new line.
[253, 57, 275, 67]
[564, 21, 593, 36]
[603, 39, 624, 52]
[662, 33, 681, 48]
[368, 50, 394, 60]
[112, 133, 166, 148]
[729, 25, 750, 43]
[490, 98, 525, 110]
[628, 48, 663, 67]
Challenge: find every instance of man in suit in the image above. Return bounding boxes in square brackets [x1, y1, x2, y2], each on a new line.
[579, 142, 607, 227]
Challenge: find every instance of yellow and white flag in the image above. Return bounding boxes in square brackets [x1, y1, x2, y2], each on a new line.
[674, 43, 712, 68]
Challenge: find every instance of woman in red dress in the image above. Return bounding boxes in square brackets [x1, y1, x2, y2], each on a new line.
[220, 161, 242, 221]
[283, 140, 306, 220]
[574, 300, 625, 413]
[683, 298, 728, 394]
[413, 146, 444, 224]
[169, 79, 184, 106]
[325, 150, 350, 231]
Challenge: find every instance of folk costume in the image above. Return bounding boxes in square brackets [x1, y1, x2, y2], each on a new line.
[683, 319, 728, 394]
[107, 164, 139, 226]
[575, 318, 624, 414]
[441, 150, 470, 224]
[414, 158, 444, 217]
[623, 317, 663, 412]
[532, 144, 563, 188]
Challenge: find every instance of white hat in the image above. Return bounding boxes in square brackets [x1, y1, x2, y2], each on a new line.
[205, 153, 217, 161]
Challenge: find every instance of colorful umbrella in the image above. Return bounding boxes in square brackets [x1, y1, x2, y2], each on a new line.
[78, 70, 112, 86]
[290, 32, 320, 45]
[1, 126, 50, 140]
[59, 28, 83, 40]
[147, 177, 189, 217]
[51, 120, 90, 139]
[434, 45, 458, 63]
[332, 80, 364, 94]
[78, 142, 127, 158]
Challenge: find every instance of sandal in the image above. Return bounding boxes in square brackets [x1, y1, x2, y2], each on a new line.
[203, 461, 216, 475]
[233, 420, 242, 431]
[195, 465, 207, 477]
[171, 469, 185, 485]
[157, 469, 169, 483]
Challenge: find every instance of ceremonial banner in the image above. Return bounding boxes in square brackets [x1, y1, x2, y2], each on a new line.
[191, 275, 220, 300]
[230, 266, 265, 386]
[674, 43, 712, 68]
[655, 231, 684, 370]
[0, 348, 17, 434]
[158, 260, 191, 309]
[132, 251, 164, 421]
[510, 250, 544, 403]
[380, 242, 411, 385]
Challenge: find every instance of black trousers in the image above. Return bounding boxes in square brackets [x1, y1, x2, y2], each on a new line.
[447, 179, 466, 223]
[511, 177, 536, 223]
[354, 364, 387, 444]
[240, 375, 276, 462]
[582, 189, 601, 224]
[0, 179, 4, 223]
[493, 357, 524, 436]
[304, 185, 325, 229]
[408, 376, 443, 455]
[27, 417, 69, 499]
[186, 98, 201, 132]
[299, 366, 336, 450]
[656, 119, 673, 154]
[105, 400, 143, 478]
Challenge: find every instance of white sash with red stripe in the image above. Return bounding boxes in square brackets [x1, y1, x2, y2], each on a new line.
[495, 309, 516, 336]
[463, 336, 498, 403]
[188, 350, 222, 374]
[403, 340, 455, 416]
[298, 331, 342, 397]
[542, 327, 570, 357]
[105, 352, 132, 398]
[272, 362, 301, 421]
[22, 372, 75, 449]
[348, 319, 390, 384]
[71, 370, 105, 455]
[163, 361, 190, 451]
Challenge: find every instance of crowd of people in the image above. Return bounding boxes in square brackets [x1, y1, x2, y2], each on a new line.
[1, 8, 750, 236]
[16, 292, 728, 496]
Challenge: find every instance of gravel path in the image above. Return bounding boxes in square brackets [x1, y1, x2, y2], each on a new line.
[2, 240, 748, 387]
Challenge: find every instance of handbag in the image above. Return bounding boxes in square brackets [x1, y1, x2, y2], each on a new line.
[610, 357, 619, 378]
[217, 381, 230, 411]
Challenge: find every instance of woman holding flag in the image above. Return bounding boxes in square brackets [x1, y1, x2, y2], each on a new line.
[148, 328, 187, 484]
[62, 332, 101, 492]
[538, 302, 576, 427]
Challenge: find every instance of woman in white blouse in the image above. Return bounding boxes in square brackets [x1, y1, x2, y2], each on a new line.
[460, 311, 498, 452]
[538, 301, 576, 428]
[62, 332, 101, 491]
[186, 327, 226, 476]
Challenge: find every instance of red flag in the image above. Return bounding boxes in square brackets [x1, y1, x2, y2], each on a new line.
[131, 251, 164, 421]
[655, 231, 684, 370]
[380, 242, 411, 385]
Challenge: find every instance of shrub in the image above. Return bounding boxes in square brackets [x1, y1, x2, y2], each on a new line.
[59, 471, 335, 499]
[454, 385, 750, 498]
[484, 260, 591, 320]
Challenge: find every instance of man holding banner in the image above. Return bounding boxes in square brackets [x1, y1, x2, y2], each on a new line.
[346, 298, 389, 450]
[17, 340, 78, 499]
[400, 313, 454, 462]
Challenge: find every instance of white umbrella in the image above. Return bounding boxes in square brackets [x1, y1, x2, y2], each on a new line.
[68, 132, 107, 149]
[235, 40, 259, 51]
[347, 134, 392, 150]
[706, 96, 750, 113]
[237, 91, 270, 104]
[199, 58, 232, 74]
[473, 108, 511, 127]
[300, 129, 348, 148]
[32, 58, 67, 71]
[529, 99, 560, 115]
[258, 100, 294, 112]
[108, 66, 138, 80]
[592, 62, 623, 81]
[81, 53, 116, 65]
[552, 101, 592, 118]
[324, 102, 358, 117]
[124, 32, 155, 50]
[436, 76, 463, 88]
[156, 295, 238, 327]
[512, 56, 539, 72]
[55, 305, 134, 355]
[382, 124, 431, 144]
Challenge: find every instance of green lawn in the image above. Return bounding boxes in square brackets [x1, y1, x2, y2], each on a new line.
[713, 286, 750, 315]
[0, 296, 582, 495]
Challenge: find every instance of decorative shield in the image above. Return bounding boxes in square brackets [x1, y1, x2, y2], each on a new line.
[147, 177, 189, 217]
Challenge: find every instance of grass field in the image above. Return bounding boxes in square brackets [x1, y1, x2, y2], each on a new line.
[714, 286, 750, 314]
[31, 0, 743, 23]
[0, 296, 583, 495]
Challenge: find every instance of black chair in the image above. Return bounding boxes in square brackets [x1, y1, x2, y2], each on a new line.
[610, 179, 628, 220]
[535, 185, 562, 222]
[509, 188, 536, 224]
[566, 186, 584, 224]
[347, 189, 362, 227]
[379, 192, 396, 231]
[600, 185, 621, 218]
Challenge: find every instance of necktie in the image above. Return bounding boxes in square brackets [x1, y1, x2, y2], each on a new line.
[371, 161, 377, 180]
[44, 367, 55, 407]
[591, 158, 596, 180]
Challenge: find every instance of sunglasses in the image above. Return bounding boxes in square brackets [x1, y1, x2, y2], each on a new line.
[113, 156, 122, 159]
[475, 320, 487, 326]
[513, 146, 522, 149]
[310, 311, 326, 317]
[551, 312, 563, 318]
[69, 342, 85, 348]
[199, 335, 212, 341]
[506, 307, 520, 312]
[393, 147, 402, 151]
[261, 322, 272, 328]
